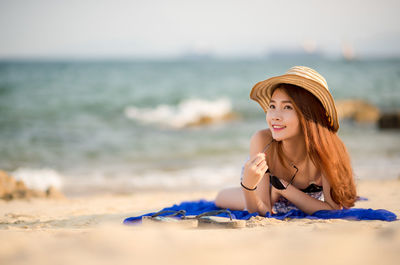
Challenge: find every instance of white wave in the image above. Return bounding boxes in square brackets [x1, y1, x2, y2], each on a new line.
[124, 98, 233, 128]
[11, 167, 64, 191]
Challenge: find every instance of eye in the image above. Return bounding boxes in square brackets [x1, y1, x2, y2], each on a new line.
[284, 105, 293, 110]
[269, 104, 275, 109]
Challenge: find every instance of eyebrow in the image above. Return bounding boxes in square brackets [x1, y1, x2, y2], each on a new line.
[270, 100, 292, 103]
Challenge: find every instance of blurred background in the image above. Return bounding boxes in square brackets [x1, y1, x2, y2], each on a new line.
[0, 0, 399, 196]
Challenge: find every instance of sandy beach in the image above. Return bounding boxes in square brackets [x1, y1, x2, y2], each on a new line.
[0, 178, 399, 265]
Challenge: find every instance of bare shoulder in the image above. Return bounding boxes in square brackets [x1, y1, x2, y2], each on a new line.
[249, 129, 273, 156]
[250, 128, 272, 144]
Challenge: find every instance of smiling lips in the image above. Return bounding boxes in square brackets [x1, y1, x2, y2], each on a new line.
[272, 125, 286, 131]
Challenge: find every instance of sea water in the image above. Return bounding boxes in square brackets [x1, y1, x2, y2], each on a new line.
[0, 58, 399, 195]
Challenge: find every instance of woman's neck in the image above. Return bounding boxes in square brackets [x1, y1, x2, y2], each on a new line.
[281, 134, 307, 165]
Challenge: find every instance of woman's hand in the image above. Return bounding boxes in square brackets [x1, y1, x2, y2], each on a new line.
[242, 153, 268, 190]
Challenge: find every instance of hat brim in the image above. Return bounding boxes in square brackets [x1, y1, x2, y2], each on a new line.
[250, 74, 339, 132]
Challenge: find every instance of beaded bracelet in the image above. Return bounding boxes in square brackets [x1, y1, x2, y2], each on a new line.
[240, 181, 257, 191]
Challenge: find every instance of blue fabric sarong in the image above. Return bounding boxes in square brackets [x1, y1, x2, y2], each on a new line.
[123, 199, 397, 225]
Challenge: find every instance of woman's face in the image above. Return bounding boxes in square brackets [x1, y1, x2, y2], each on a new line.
[266, 88, 301, 141]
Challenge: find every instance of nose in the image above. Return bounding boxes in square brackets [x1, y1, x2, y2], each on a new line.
[272, 115, 282, 121]
[270, 110, 282, 121]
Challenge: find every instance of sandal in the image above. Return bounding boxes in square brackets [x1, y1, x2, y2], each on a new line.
[142, 209, 246, 229]
[190, 209, 246, 229]
[141, 210, 198, 228]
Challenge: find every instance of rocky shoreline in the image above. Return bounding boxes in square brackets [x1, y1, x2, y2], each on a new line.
[0, 170, 65, 201]
[336, 99, 400, 129]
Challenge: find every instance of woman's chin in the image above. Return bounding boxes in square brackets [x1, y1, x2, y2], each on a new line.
[272, 132, 301, 142]
[272, 132, 294, 142]
[272, 134, 283, 141]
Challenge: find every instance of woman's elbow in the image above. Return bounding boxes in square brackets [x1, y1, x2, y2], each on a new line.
[214, 190, 225, 208]
[214, 187, 246, 210]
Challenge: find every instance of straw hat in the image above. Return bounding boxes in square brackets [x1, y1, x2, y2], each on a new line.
[250, 66, 339, 132]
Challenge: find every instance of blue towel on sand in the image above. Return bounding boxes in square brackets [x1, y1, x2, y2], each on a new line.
[123, 199, 397, 225]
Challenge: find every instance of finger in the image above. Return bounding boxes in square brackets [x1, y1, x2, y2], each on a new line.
[255, 156, 267, 167]
[256, 160, 267, 168]
[251, 159, 264, 170]
[250, 153, 266, 165]
[261, 164, 269, 174]
[256, 161, 268, 172]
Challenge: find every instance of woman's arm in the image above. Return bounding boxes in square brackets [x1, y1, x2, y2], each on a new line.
[241, 130, 273, 216]
[275, 174, 341, 215]
[242, 173, 272, 216]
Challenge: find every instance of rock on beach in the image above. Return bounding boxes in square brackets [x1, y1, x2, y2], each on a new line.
[0, 170, 65, 200]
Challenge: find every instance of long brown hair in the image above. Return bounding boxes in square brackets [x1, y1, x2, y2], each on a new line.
[271, 84, 357, 208]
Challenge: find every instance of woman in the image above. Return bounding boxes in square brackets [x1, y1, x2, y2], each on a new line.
[215, 66, 357, 216]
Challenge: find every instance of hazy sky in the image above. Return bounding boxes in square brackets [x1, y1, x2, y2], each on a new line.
[0, 0, 399, 59]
